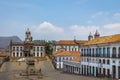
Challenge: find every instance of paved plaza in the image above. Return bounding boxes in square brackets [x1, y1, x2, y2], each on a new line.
[0, 59, 115, 80]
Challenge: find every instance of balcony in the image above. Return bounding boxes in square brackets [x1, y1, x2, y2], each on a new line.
[118, 54, 120, 58]
[112, 54, 116, 58]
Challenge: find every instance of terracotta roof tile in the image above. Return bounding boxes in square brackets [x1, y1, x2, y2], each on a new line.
[0, 53, 10, 57]
[55, 40, 86, 45]
[83, 34, 120, 46]
[53, 51, 80, 57]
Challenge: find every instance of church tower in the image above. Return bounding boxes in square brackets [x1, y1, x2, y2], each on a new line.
[88, 32, 93, 40]
[25, 28, 32, 42]
[94, 30, 100, 38]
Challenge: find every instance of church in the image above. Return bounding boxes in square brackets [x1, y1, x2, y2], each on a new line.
[10, 28, 46, 61]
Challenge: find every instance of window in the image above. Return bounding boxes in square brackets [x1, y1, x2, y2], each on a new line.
[17, 52, 19, 57]
[107, 47, 110, 57]
[99, 59, 101, 63]
[103, 59, 105, 64]
[20, 47, 22, 51]
[33, 53, 35, 56]
[37, 47, 39, 51]
[113, 60, 115, 63]
[92, 48, 94, 56]
[41, 47, 43, 51]
[37, 53, 39, 56]
[20, 52, 22, 56]
[59, 57, 61, 62]
[13, 47, 15, 51]
[103, 48, 105, 57]
[33, 47, 35, 51]
[13, 53, 15, 57]
[99, 48, 101, 56]
[107, 60, 110, 64]
[89, 48, 91, 56]
[41, 52, 42, 57]
[17, 47, 19, 51]
[118, 47, 120, 58]
[112, 47, 116, 58]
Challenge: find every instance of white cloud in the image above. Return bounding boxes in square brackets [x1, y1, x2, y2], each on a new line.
[70, 25, 99, 37]
[32, 21, 65, 40]
[30, 21, 120, 40]
[102, 23, 120, 36]
[103, 23, 120, 29]
[35, 21, 63, 34]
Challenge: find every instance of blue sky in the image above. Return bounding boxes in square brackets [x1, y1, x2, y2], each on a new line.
[0, 0, 120, 40]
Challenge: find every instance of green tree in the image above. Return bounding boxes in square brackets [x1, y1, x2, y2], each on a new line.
[45, 42, 53, 57]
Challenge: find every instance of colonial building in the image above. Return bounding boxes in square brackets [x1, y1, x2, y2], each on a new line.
[80, 32, 120, 79]
[63, 55, 81, 74]
[10, 28, 45, 61]
[52, 48, 80, 69]
[53, 40, 86, 52]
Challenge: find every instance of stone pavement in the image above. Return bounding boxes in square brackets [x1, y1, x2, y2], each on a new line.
[0, 60, 116, 80]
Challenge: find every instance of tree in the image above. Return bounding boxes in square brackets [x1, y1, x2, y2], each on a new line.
[45, 42, 53, 57]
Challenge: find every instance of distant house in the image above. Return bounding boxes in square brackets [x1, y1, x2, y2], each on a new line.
[53, 40, 86, 52]
[52, 48, 80, 69]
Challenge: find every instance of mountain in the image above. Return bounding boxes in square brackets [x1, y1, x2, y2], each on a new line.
[0, 36, 22, 51]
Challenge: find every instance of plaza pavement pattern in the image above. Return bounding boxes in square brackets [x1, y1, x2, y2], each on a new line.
[0, 59, 116, 80]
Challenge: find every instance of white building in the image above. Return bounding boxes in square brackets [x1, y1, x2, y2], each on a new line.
[10, 28, 45, 61]
[53, 40, 86, 52]
[52, 48, 80, 69]
[63, 57, 81, 74]
[80, 32, 120, 79]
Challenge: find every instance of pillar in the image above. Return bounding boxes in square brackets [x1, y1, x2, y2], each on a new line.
[116, 66, 118, 79]
[94, 67, 96, 76]
[110, 47, 112, 58]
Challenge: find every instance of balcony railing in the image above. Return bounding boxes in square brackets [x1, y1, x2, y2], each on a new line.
[112, 54, 116, 58]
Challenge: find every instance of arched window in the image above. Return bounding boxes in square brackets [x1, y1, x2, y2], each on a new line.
[96, 48, 98, 57]
[107, 47, 110, 57]
[103, 48, 105, 57]
[99, 48, 101, 57]
[37, 53, 39, 57]
[41, 52, 42, 57]
[17, 52, 19, 57]
[81, 49, 83, 56]
[20, 52, 22, 57]
[112, 47, 116, 58]
[89, 48, 91, 56]
[92, 48, 94, 56]
[87, 49, 88, 56]
[13, 53, 15, 57]
[84, 49, 86, 56]
[118, 47, 120, 58]
[33, 53, 35, 57]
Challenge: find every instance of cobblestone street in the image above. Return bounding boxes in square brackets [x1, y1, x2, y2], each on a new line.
[0, 60, 115, 80]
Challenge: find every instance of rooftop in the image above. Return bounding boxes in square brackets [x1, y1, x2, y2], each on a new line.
[83, 34, 120, 46]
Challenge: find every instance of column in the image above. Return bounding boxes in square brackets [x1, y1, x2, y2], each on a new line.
[80, 65, 82, 74]
[105, 47, 107, 57]
[94, 67, 96, 76]
[110, 47, 112, 58]
[83, 65, 84, 75]
[15, 52, 17, 57]
[19, 52, 20, 57]
[116, 66, 118, 79]
[106, 68, 107, 77]
[86, 65, 87, 75]
[116, 47, 119, 58]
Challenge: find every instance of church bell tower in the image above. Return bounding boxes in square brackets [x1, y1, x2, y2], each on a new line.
[25, 28, 32, 43]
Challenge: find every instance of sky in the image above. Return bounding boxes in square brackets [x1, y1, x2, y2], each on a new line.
[0, 0, 120, 40]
